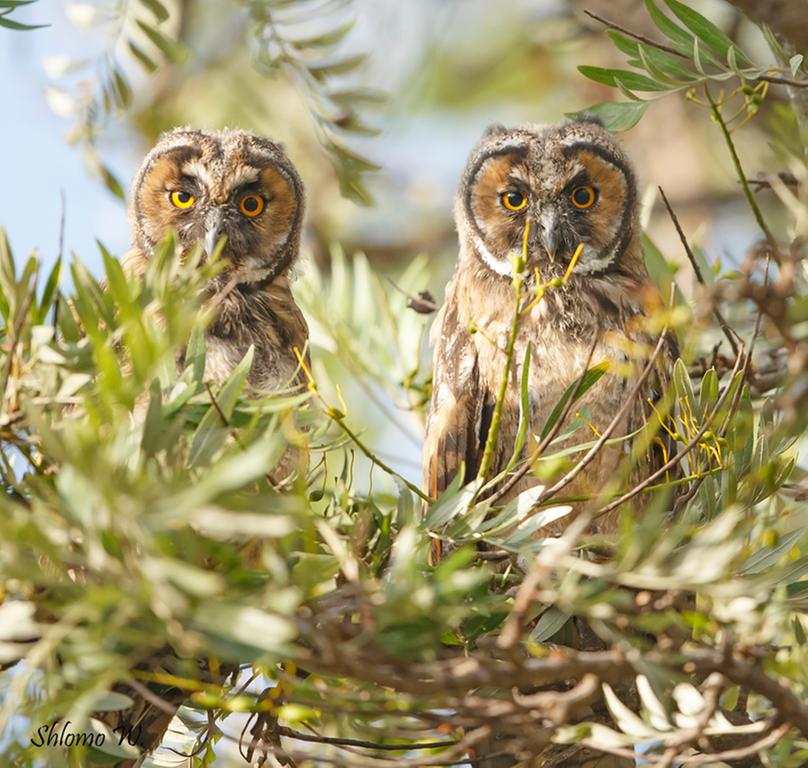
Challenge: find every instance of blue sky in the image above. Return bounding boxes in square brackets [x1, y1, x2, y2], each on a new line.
[0, 6, 136, 274]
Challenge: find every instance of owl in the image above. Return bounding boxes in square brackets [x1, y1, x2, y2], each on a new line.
[423, 118, 675, 540]
[124, 126, 309, 396]
[100, 128, 310, 763]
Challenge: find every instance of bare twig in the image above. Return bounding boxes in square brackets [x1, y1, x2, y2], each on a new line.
[706, 88, 779, 256]
[658, 186, 740, 356]
[277, 726, 456, 751]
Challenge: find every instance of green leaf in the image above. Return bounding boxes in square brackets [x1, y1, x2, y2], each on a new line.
[188, 346, 254, 467]
[530, 607, 570, 642]
[637, 44, 696, 82]
[663, 0, 751, 66]
[742, 528, 806, 575]
[793, 616, 806, 645]
[112, 68, 132, 108]
[606, 30, 640, 58]
[0, 13, 47, 30]
[578, 66, 669, 92]
[100, 164, 125, 200]
[328, 87, 387, 107]
[186, 325, 206, 385]
[699, 368, 718, 414]
[192, 602, 296, 659]
[541, 361, 609, 439]
[495, 501, 573, 551]
[128, 40, 158, 72]
[135, 19, 187, 63]
[91, 692, 135, 712]
[423, 473, 483, 529]
[307, 54, 366, 81]
[139, 0, 169, 22]
[790, 53, 804, 77]
[100, 244, 130, 307]
[645, 0, 695, 56]
[567, 101, 649, 132]
[289, 19, 354, 50]
[36, 256, 61, 324]
[503, 343, 532, 474]
[672, 358, 695, 405]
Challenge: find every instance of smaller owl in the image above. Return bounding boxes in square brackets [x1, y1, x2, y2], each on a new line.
[101, 128, 310, 764]
[124, 127, 309, 395]
[424, 118, 675, 537]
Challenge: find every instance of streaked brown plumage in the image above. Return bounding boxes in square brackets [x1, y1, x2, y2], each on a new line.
[424, 118, 675, 537]
[123, 126, 309, 395]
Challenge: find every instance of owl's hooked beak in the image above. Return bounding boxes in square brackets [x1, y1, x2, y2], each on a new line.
[538, 208, 559, 261]
[203, 209, 226, 259]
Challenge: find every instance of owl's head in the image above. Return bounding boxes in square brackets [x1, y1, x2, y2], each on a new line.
[130, 127, 304, 283]
[457, 118, 640, 279]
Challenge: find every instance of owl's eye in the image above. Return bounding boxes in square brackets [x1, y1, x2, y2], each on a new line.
[500, 191, 527, 211]
[170, 190, 195, 209]
[571, 185, 597, 209]
[239, 194, 265, 218]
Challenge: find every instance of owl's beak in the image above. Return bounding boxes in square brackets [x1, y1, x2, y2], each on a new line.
[539, 209, 559, 260]
[203, 209, 226, 258]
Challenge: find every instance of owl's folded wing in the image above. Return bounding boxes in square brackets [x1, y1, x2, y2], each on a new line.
[422, 309, 491, 499]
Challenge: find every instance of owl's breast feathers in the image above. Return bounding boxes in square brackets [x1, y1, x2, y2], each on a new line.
[120, 249, 309, 394]
[423, 260, 675, 532]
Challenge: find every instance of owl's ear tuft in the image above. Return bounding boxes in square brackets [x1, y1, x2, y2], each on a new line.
[570, 113, 605, 128]
[483, 123, 509, 138]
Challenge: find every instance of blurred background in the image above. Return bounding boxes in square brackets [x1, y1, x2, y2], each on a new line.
[0, 0, 787, 487]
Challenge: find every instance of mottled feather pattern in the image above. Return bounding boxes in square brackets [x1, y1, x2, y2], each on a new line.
[124, 127, 309, 395]
[124, 128, 311, 491]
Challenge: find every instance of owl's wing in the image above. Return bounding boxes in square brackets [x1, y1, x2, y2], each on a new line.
[632, 328, 680, 487]
[422, 303, 492, 499]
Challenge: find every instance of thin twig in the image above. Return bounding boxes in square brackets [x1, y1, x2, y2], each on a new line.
[277, 726, 456, 751]
[706, 88, 779, 255]
[658, 186, 739, 356]
[477, 220, 531, 481]
[583, 9, 681, 57]
[292, 346, 430, 501]
[675, 721, 787, 764]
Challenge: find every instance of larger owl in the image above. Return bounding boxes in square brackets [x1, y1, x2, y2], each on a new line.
[423, 118, 674, 537]
[124, 127, 309, 395]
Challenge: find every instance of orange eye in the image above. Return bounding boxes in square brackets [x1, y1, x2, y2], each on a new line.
[571, 185, 597, 209]
[170, 190, 195, 209]
[239, 194, 265, 218]
[500, 191, 527, 211]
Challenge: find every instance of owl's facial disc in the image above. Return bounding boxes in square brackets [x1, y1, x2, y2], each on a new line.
[133, 130, 304, 283]
[463, 129, 635, 277]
